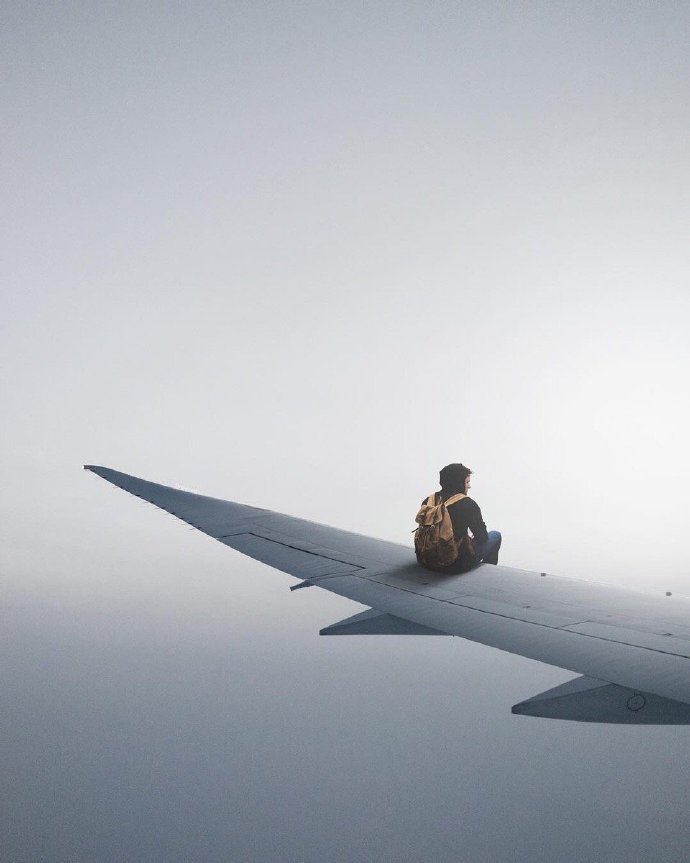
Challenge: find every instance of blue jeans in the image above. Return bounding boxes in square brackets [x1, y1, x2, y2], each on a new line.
[474, 530, 502, 565]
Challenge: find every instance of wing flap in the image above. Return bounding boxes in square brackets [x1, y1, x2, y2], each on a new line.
[307, 570, 690, 707]
[560, 622, 690, 658]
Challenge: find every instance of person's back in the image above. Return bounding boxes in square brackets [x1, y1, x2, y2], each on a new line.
[417, 463, 502, 573]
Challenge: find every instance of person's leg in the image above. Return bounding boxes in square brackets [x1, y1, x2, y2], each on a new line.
[476, 530, 501, 565]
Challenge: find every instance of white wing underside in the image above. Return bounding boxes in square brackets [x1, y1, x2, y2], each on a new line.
[85, 466, 690, 722]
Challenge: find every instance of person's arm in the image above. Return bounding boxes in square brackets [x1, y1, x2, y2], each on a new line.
[447, 498, 488, 544]
[465, 499, 488, 544]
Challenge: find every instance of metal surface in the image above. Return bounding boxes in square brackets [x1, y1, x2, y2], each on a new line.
[85, 465, 690, 721]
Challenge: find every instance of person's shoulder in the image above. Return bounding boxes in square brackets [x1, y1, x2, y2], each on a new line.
[462, 496, 481, 510]
[446, 494, 473, 508]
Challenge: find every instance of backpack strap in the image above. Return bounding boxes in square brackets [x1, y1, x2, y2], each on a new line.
[443, 493, 466, 507]
[427, 492, 437, 506]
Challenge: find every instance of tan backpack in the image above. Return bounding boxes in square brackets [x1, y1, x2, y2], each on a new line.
[414, 492, 468, 570]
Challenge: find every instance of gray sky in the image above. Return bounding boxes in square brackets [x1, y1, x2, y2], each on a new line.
[3, 2, 690, 861]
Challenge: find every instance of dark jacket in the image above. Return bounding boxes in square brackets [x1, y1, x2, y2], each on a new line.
[445, 493, 487, 544]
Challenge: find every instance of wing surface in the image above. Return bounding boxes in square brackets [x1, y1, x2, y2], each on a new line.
[85, 466, 690, 713]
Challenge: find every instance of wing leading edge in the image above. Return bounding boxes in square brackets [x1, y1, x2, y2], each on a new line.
[85, 466, 690, 723]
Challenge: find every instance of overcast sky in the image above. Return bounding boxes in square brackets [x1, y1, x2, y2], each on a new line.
[3, 2, 690, 861]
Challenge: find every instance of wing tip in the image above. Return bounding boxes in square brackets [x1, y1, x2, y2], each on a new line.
[84, 465, 116, 480]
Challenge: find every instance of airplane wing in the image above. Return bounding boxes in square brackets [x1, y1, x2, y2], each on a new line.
[85, 465, 690, 724]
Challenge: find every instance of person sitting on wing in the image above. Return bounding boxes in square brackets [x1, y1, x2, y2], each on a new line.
[415, 463, 501, 572]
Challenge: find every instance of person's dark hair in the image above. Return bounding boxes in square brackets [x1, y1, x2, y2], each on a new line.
[439, 463, 472, 493]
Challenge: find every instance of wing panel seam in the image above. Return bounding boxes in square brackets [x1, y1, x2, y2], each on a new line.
[218, 532, 365, 571]
[350, 574, 690, 660]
